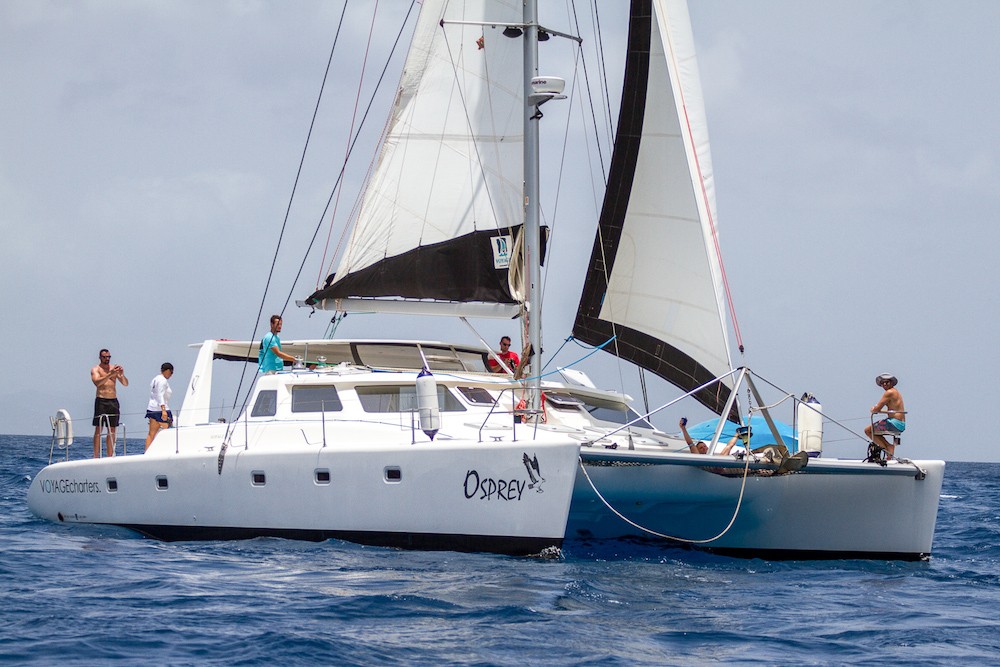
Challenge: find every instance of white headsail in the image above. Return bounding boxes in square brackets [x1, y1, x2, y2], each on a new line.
[574, 0, 735, 414]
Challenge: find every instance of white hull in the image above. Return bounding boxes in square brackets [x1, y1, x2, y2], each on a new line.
[29, 422, 579, 556]
[32, 339, 945, 561]
[569, 451, 944, 560]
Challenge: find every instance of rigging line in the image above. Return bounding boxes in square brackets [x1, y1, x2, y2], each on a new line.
[224, 1, 351, 439]
[639, 367, 650, 416]
[479, 27, 513, 237]
[747, 369, 873, 444]
[278, 1, 418, 314]
[571, 51, 606, 242]
[569, 0, 607, 179]
[589, 0, 615, 145]
[538, 334, 574, 373]
[514, 334, 615, 383]
[597, 368, 742, 441]
[537, 43, 582, 318]
[315, 0, 383, 287]
[440, 24, 507, 237]
[568, 0, 627, 397]
[748, 393, 794, 412]
[577, 454, 752, 545]
[330, 91, 396, 281]
[659, 2, 743, 354]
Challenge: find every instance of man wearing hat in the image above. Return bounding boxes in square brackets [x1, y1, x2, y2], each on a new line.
[865, 373, 906, 457]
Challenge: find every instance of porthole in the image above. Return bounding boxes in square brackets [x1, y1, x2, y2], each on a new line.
[315, 469, 331, 484]
[106, 478, 118, 492]
[384, 466, 402, 483]
[251, 471, 266, 486]
[155, 476, 168, 490]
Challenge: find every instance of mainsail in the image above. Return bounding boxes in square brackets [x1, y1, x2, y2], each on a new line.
[573, 0, 735, 415]
[306, 0, 528, 316]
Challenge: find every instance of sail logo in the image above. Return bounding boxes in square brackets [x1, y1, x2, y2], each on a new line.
[491, 234, 513, 269]
[38, 478, 102, 494]
[463, 452, 546, 501]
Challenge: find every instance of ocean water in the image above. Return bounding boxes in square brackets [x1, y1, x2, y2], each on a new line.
[2, 434, 998, 666]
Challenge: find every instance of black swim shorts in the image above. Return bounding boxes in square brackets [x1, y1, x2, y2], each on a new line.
[93, 397, 121, 427]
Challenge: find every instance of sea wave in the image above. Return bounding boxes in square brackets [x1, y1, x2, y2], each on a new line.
[2, 435, 999, 665]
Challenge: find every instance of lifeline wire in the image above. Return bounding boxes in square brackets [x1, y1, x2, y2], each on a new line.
[577, 453, 753, 545]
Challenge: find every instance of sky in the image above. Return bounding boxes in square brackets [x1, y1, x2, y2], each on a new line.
[1, 1, 997, 462]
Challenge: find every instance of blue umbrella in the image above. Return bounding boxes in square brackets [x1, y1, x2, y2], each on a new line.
[685, 415, 798, 449]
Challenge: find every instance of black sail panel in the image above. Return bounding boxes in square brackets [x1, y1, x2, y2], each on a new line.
[572, 0, 734, 417]
[307, 225, 546, 306]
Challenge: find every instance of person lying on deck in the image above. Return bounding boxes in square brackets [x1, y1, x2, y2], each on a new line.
[679, 418, 709, 454]
[680, 419, 752, 456]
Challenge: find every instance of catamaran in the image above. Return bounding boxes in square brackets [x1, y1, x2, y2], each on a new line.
[30, 0, 943, 559]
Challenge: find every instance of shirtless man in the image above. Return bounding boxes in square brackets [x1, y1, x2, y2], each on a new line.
[92, 348, 129, 457]
[864, 373, 906, 458]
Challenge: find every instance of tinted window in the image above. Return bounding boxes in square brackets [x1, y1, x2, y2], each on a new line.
[356, 385, 466, 413]
[546, 392, 585, 411]
[457, 386, 497, 405]
[251, 390, 277, 417]
[291, 385, 343, 413]
[578, 395, 653, 429]
[353, 343, 485, 371]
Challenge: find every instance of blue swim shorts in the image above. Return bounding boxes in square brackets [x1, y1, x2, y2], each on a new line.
[874, 418, 905, 433]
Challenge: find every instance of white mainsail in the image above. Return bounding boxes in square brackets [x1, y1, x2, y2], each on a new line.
[308, 0, 527, 314]
[574, 0, 734, 413]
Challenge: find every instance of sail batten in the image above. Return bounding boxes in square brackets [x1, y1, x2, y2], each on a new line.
[573, 0, 735, 415]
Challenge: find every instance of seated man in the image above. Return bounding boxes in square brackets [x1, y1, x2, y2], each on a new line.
[864, 373, 906, 458]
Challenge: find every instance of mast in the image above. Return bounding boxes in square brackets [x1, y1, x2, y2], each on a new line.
[523, 0, 542, 411]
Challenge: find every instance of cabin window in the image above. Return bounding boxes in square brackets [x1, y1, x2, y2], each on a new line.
[457, 386, 497, 405]
[290, 385, 343, 413]
[545, 393, 586, 411]
[251, 390, 277, 417]
[353, 343, 484, 372]
[251, 471, 266, 486]
[575, 394, 654, 429]
[384, 466, 402, 483]
[355, 385, 466, 413]
[106, 478, 118, 492]
[155, 476, 168, 490]
[314, 469, 331, 484]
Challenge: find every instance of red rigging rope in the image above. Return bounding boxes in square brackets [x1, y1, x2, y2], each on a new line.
[691, 133, 744, 355]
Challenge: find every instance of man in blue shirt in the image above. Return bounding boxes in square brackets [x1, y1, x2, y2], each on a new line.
[259, 315, 296, 373]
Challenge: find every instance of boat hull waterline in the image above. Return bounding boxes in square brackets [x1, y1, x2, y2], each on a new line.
[28, 430, 580, 556]
[569, 451, 944, 560]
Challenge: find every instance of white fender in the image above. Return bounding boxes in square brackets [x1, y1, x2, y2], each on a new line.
[53, 408, 73, 447]
[796, 394, 822, 457]
[415, 369, 440, 441]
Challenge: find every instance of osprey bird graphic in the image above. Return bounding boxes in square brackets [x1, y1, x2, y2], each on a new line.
[522, 453, 545, 492]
